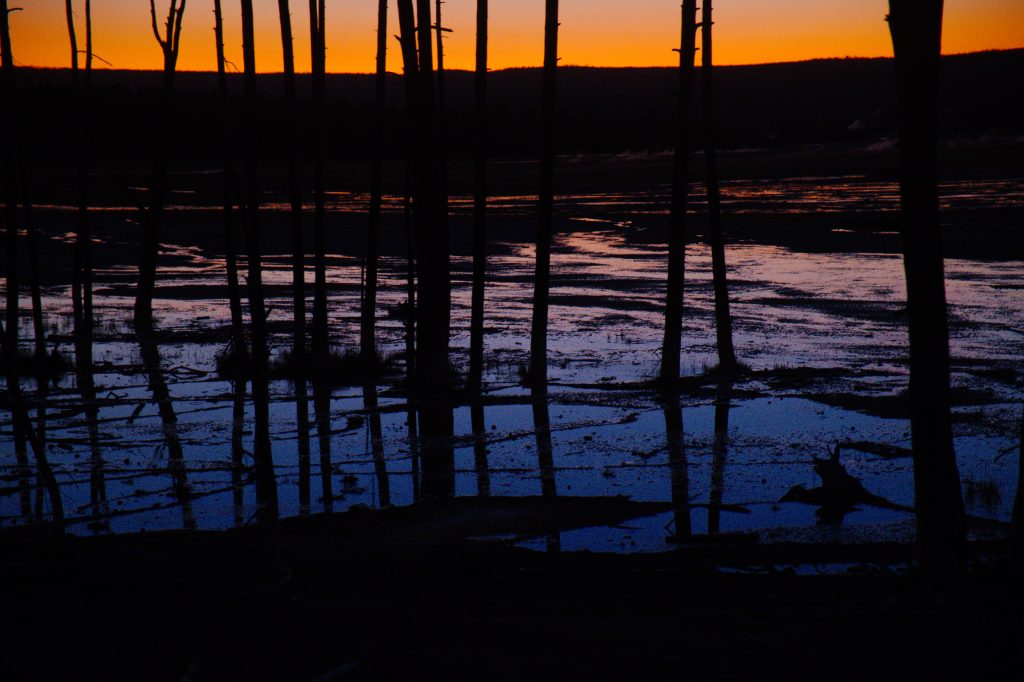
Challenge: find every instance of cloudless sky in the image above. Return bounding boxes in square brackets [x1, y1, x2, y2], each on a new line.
[11, 1, 1024, 73]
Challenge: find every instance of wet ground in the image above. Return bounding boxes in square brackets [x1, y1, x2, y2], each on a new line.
[2, 174, 1022, 549]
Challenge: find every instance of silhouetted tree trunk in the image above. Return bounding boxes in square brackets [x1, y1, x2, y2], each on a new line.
[660, 0, 698, 385]
[295, 379, 312, 515]
[701, 0, 737, 371]
[22, 159, 45, 362]
[527, 0, 559, 386]
[2, 0, 19, 368]
[532, 389, 560, 552]
[400, 0, 450, 392]
[361, 0, 387, 363]
[396, 2, 418, 382]
[240, 0, 280, 539]
[468, 0, 489, 392]
[419, 398, 454, 500]
[231, 379, 246, 526]
[277, 0, 307, 366]
[67, 0, 95, 370]
[887, 0, 966, 579]
[213, 0, 246, 358]
[136, 0, 187, 331]
[309, 0, 329, 363]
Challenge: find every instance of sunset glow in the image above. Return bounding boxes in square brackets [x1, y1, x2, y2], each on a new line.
[13, 0, 1024, 74]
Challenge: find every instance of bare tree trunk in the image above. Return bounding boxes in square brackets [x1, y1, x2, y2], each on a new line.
[660, 0, 698, 385]
[2, 0, 20, 368]
[68, 0, 95, 370]
[310, 0, 329, 364]
[277, 0, 307, 367]
[361, 0, 388, 363]
[414, 0, 450, 392]
[887, 0, 966, 579]
[468, 0, 489, 392]
[527, 0, 559, 387]
[701, 0, 737, 371]
[214, 0, 246, 358]
[136, 0, 188, 331]
[396, 1, 418, 383]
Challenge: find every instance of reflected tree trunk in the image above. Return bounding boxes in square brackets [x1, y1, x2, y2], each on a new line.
[887, 0, 966, 579]
[701, 0, 737, 371]
[407, 399, 421, 502]
[296, 379, 312, 516]
[660, 0, 698, 384]
[532, 389, 560, 552]
[310, 0, 329, 363]
[363, 383, 391, 507]
[213, 0, 246, 358]
[21, 155, 44, 363]
[708, 380, 732, 535]
[471, 401, 490, 497]
[1011, 403, 1023, 570]
[527, 0, 559, 386]
[136, 0, 187, 331]
[277, 0, 307, 367]
[231, 379, 246, 527]
[468, 0, 488, 392]
[138, 331, 195, 530]
[418, 398, 454, 501]
[79, 367, 108, 533]
[313, 380, 334, 513]
[664, 392, 691, 540]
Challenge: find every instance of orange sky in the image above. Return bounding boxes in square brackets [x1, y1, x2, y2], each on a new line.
[11, 1, 1024, 73]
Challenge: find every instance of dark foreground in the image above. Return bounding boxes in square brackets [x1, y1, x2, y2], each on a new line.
[3, 497, 1021, 681]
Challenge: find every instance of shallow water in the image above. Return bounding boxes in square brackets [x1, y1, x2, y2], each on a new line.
[2, 176, 1022, 546]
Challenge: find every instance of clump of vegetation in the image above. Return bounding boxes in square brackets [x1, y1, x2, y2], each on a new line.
[269, 348, 396, 386]
[214, 344, 251, 380]
[963, 476, 1001, 513]
[1, 348, 72, 380]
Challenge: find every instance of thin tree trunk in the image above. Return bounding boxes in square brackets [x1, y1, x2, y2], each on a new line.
[471, 400, 490, 496]
[2, 0, 20, 368]
[313, 379, 333, 513]
[362, 0, 388, 363]
[310, 0, 329, 363]
[660, 0, 698, 385]
[277, 0, 306, 367]
[295, 379, 312, 515]
[527, 0, 559, 386]
[396, 1, 418, 383]
[708, 380, 732, 535]
[701, 0, 737, 371]
[22, 156, 45, 362]
[214, 0, 246, 358]
[887, 0, 966, 579]
[364, 383, 391, 507]
[468, 0, 489, 392]
[69, 1, 94, 370]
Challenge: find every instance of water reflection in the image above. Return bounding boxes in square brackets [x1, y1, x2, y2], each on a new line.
[532, 389, 560, 553]
[313, 380, 334, 513]
[471, 401, 490, 497]
[231, 379, 246, 527]
[137, 332, 195, 530]
[419, 397, 454, 501]
[363, 383, 391, 508]
[79, 367, 109, 534]
[295, 379, 312, 516]
[663, 392, 691, 541]
[708, 381, 733, 536]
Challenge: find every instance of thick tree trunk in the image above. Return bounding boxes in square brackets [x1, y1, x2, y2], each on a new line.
[469, 0, 489, 392]
[887, 0, 966, 579]
[527, 0, 559, 386]
[660, 1, 699, 385]
[701, 0, 737, 371]
[361, 0, 388, 363]
[277, 0, 307, 367]
[310, 0, 329, 363]
[413, 0, 450, 392]
[214, 0, 246, 357]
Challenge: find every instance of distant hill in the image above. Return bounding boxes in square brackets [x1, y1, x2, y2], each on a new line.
[17, 49, 1024, 163]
